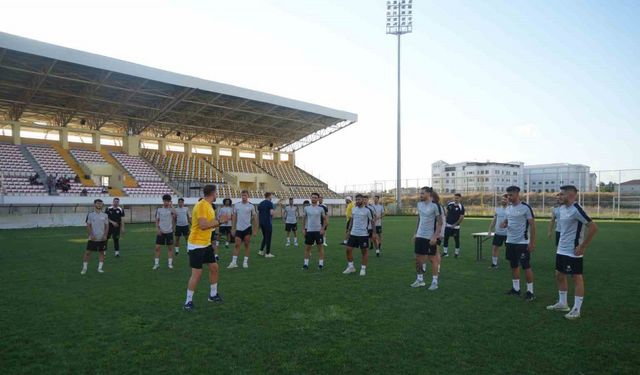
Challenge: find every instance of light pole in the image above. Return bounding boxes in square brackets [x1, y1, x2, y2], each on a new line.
[386, 0, 413, 214]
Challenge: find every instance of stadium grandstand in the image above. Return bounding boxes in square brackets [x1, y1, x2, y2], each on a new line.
[0, 32, 356, 214]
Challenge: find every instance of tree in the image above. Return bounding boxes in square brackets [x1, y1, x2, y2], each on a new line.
[598, 181, 618, 193]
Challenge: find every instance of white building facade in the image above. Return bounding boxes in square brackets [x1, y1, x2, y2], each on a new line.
[618, 180, 640, 195]
[432, 161, 524, 194]
[523, 164, 596, 193]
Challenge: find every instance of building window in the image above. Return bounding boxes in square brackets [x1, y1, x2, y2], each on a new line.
[166, 143, 184, 153]
[140, 140, 158, 150]
[100, 136, 123, 147]
[262, 152, 274, 160]
[239, 151, 256, 159]
[192, 146, 212, 155]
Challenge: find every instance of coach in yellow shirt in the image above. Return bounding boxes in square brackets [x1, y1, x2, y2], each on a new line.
[183, 185, 229, 311]
[342, 196, 354, 245]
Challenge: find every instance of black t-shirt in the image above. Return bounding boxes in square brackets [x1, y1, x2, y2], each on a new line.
[319, 204, 329, 223]
[105, 206, 125, 224]
[445, 202, 465, 225]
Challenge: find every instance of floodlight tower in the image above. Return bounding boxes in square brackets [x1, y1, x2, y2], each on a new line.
[386, 0, 413, 213]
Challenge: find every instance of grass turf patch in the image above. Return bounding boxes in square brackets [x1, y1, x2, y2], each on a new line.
[0, 217, 638, 374]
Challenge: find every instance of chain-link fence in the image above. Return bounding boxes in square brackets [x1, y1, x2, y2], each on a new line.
[339, 169, 640, 219]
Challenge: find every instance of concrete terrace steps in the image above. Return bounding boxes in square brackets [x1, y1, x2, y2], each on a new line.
[99, 149, 139, 189]
[19, 145, 45, 179]
[52, 144, 96, 187]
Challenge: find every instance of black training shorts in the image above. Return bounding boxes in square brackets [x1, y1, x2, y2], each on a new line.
[86, 240, 106, 252]
[505, 243, 531, 269]
[156, 232, 174, 246]
[235, 227, 252, 240]
[188, 245, 217, 269]
[414, 237, 437, 256]
[492, 234, 507, 247]
[305, 231, 323, 245]
[555, 254, 583, 275]
[175, 225, 190, 237]
[347, 235, 369, 250]
[285, 223, 298, 232]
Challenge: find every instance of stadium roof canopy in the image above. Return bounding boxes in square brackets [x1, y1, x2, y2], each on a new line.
[0, 32, 357, 152]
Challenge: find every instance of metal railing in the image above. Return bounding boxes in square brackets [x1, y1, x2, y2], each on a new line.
[339, 169, 640, 219]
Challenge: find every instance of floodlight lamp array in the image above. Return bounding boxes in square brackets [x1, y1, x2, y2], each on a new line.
[386, 0, 413, 35]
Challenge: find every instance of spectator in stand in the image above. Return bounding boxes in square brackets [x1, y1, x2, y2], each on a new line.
[74, 174, 81, 183]
[80, 189, 88, 197]
[47, 175, 55, 194]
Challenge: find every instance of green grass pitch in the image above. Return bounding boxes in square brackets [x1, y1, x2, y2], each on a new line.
[1, 217, 638, 374]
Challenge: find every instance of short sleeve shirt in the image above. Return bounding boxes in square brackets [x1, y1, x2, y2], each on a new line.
[373, 204, 384, 226]
[494, 206, 508, 236]
[304, 205, 325, 232]
[350, 206, 373, 237]
[284, 205, 298, 224]
[365, 205, 376, 229]
[175, 206, 190, 227]
[188, 199, 215, 247]
[87, 211, 109, 239]
[416, 201, 442, 239]
[319, 204, 329, 224]
[345, 202, 354, 219]
[557, 203, 592, 258]
[218, 206, 233, 227]
[552, 206, 561, 232]
[234, 202, 255, 231]
[156, 207, 175, 234]
[446, 202, 465, 228]
[505, 202, 534, 244]
[105, 206, 124, 224]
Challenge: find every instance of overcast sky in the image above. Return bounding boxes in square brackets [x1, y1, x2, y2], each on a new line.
[1, 0, 638, 191]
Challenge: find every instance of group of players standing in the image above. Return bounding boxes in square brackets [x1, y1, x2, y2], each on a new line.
[80, 183, 598, 319]
[485, 185, 598, 319]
